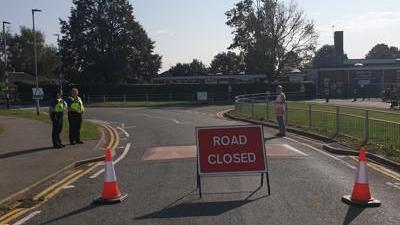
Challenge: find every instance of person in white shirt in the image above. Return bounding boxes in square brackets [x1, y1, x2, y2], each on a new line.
[274, 85, 286, 137]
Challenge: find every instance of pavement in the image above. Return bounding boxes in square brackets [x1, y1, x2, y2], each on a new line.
[11, 105, 399, 225]
[0, 116, 102, 203]
[307, 98, 392, 109]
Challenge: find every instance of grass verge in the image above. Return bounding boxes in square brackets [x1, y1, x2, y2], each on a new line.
[0, 109, 100, 141]
[233, 102, 400, 163]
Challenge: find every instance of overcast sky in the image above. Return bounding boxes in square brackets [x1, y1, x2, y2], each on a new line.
[2, 0, 400, 71]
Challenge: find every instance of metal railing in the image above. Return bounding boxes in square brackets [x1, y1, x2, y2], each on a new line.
[235, 93, 400, 154]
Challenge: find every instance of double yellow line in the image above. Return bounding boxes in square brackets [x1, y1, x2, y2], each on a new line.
[216, 108, 233, 119]
[0, 124, 120, 225]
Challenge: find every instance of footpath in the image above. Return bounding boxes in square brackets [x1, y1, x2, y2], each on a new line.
[0, 116, 104, 202]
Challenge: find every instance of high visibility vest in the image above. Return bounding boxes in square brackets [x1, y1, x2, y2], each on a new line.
[54, 99, 65, 112]
[70, 96, 84, 112]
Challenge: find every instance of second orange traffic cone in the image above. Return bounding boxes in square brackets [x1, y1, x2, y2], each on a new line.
[342, 147, 381, 207]
[94, 148, 128, 204]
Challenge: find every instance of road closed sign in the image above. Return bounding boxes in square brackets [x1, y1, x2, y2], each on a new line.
[196, 125, 267, 175]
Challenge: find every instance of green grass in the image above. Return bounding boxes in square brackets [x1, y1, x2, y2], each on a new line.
[236, 101, 400, 162]
[89, 101, 192, 108]
[0, 109, 100, 141]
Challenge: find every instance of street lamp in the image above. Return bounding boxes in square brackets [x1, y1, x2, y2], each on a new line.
[32, 8, 42, 115]
[2, 21, 11, 109]
[53, 34, 62, 93]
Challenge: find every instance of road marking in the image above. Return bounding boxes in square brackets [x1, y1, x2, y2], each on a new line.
[349, 156, 400, 182]
[117, 127, 130, 138]
[33, 170, 83, 201]
[216, 108, 233, 119]
[143, 114, 191, 125]
[0, 208, 32, 225]
[283, 137, 357, 170]
[62, 185, 75, 190]
[283, 144, 308, 156]
[0, 209, 24, 222]
[124, 126, 136, 129]
[386, 182, 400, 190]
[90, 143, 131, 179]
[11, 211, 41, 225]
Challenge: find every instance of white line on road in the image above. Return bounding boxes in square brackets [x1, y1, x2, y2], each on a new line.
[143, 114, 191, 125]
[90, 143, 131, 179]
[284, 136, 357, 170]
[117, 127, 130, 138]
[386, 182, 400, 190]
[12, 211, 41, 225]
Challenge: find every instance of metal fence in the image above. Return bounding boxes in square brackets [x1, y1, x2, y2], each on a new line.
[235, 93, 400, 153]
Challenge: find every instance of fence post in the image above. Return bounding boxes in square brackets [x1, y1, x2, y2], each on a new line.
[211, 93, 214, 104]
[364, 110, 369, 144]
[285, 102, 288, 124]
[87, 95, 90, 105]
[103, 95, 106, 103]
[266, 100, 269, 121]
[335, 106, 340, 136]
[308, 104, 312, 128]
[169, 93, 172, 102]
[123, 94, 126, 104]
[145, 94, 149, 105]
[251, 99, 255, 119]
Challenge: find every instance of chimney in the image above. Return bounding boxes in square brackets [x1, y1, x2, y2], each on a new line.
[334, 31, 344, 66]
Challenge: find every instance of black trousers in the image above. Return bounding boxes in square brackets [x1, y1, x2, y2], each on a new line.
[51, 112, 64, 147]
[68, 112, 82, 143]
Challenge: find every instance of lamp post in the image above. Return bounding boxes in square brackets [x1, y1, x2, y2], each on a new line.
[53, 34, 62, 93]
[2, 21, 11, 109]
[32, 9, 42, 115]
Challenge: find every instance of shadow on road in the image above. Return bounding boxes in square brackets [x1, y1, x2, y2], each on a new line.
[136, 186, 268, 220]
[342, 205, 365, 225]
[39, 203, 102, 225]
[0, 147, 53, 159]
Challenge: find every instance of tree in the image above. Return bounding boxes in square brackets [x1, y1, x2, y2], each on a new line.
[210, 51, 244, 75]
[225, 0, 318, 80]
[312, 45, 348, 68]
[60, 0, 161, 84]
[168, 59, 208, 76]
[6, 27, 58, 80]
[365, 44, 400, 59]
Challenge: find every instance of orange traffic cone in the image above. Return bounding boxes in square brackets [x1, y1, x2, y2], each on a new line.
[342, 147, 381, 207]
[94, 148, 128, 204]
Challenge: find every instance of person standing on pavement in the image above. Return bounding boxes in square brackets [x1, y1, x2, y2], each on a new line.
[67, 88, 84, 145]
[49, 90, 66, 149]
[274, 85, 286, 137]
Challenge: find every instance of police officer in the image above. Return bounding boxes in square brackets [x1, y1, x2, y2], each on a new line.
[67, 88, 84, 145]
[49, 90, 66, 149]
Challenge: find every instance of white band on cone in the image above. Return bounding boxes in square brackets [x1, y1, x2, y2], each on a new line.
[355, 162, 368, 184]
[104, 162, 117, 182]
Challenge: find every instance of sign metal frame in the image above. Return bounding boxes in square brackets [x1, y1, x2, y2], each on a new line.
[195, 125, 270, 198]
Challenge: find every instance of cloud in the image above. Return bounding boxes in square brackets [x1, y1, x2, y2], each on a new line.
[332, 11, 400, 31]
[157, 29, 171, 35]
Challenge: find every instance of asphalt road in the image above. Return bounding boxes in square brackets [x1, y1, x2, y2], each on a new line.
[21, 105, 400, 225]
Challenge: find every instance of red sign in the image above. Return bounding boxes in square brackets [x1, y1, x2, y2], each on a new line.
[196, 125, 267, 175]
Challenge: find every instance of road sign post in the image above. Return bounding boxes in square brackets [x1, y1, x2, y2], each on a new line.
[196, 125, 270, 198]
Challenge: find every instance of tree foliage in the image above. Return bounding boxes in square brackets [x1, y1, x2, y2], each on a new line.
[365, 43, 400, 59]
[225, 0, 318, 80]
[313, 45, 348, 68]
[209, 51, 245, 75]
[60, 0, 161, 84]
[2, 27, 58, 80]
[168, 59, 207, 76]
